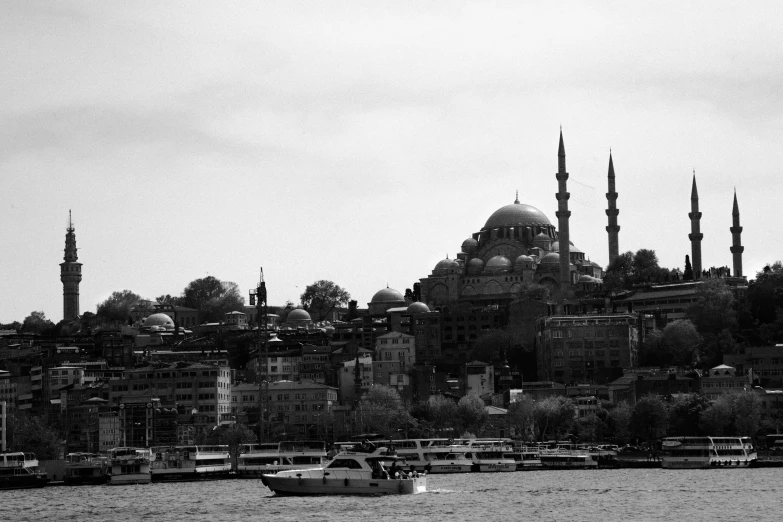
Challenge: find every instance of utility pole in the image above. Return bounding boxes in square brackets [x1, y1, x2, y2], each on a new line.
[250, 268, 268, 443]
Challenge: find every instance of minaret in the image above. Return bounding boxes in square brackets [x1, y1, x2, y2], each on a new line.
[60, 210, 82, 321]
[556, 130, 571, 286]
[605, 151, 620, 265]
[353, 353, 362, 407]
[688, 173, 703, 278]
[730, 190, 744, 277]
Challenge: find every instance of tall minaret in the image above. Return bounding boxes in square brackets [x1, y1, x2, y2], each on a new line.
[688, 173, 703, 279]
[605, 151, 620, 265]
[730, 190, 744, 277]
[60, 210, 82, 321]
[556, 130, 571, 286]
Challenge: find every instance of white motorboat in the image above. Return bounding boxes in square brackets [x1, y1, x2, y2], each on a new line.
[262, 444, 427, 495]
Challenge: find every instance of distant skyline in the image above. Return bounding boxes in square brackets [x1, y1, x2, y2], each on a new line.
[2, 1, 782, 323]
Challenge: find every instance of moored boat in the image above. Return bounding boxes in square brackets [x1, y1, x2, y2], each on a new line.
[237, 441, 326, 477]
[661, 436, 756, 469]
[0, 452, 49, 490]
[538, 447, 598, 470]
[64, 452, 108, 485]
[150, 445, 232, 482]
[106, 447, 151, 485]
[464, 440, 516, 472]
[391, 439, 473, 474]
[262, 444, 427, 496]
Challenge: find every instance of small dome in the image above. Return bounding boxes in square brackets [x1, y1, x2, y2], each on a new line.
[434, 258, 459, 272]
[144, 313, 174, 327]
[407, 302, 430, 313]
[467, 258, 485, 275]
[461, 238, 478, 253]
[515, 254, 534, 266]
[287, 309, 312, 322]
[540, 252, 560, 265]
[371, 287, 405, 303]
[485, 255, 512, 274]
[551, 240, 574, 252]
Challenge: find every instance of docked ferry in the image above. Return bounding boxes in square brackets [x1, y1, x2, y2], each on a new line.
[106, 447, 152, 485]
[64, 452, 108, 485]
[463, 440, 516, 472]
[538, 445, 598, 470]
[150, 445, 232, 482]
[391, 439, 473, 474]
[661, 436, 757, 469]
[237, 441, 326, 477]
[0, 452, 49, 490]
[504, 445, 543, 470]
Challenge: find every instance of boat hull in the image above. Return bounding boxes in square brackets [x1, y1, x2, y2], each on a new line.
[151, 470, 231, 482]
[662, 458, 756, 469]
[0, 475, 49, 490]
[263, 475, 427, 495]
[107, 473, 151, 485]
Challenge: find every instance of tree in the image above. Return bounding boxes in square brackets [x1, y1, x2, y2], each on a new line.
[533, 396, 575, 441]
[357, 385, 413, 436]
[683, 255, 694, 281]
[6, 414, 61, 459]
[746, 262, 783, 343]
[96, 290, 143, 322]
[699, 396, 735, 436]
[218, 423, 257, 470]
[667, 393, 710, 436]
[604, 251, 634, 293]
[630, 395, 669, 443]
[426, 395, 458, 435]
[505, 396, 536, 440]
[457, 394, 488, 435]
[576, 413, 608, 443]
[179, 276, 245, 323]
[516, 281, 551, 302]
[300, 280, 350, 321]
[0, 321, 22, 332]
[21, 311, 55, 335]
[687, 278, 739, 366]
[607, 402, 633, 444]
[639, 320, 701, 367]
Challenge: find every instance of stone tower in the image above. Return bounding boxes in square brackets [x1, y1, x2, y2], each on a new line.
[605, 151, 620, 265]
[730, 190, 744, 277]
[60, 210, 82, 321]
[688, 173, 703, 279]
[556, 130, 571, 286]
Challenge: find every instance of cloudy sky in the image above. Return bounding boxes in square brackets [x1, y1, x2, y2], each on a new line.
[2, 1, 781, 323]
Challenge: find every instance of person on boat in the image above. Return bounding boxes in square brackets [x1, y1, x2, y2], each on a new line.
[326, 445, 339, 460]
[424, 462, 432, 474]
[389, 462, 399, 478]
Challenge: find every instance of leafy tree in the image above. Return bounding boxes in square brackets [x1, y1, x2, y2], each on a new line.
[640, 320, 701, 367]
[96, 290, 143, 322]
[630, 395, 669, 444]
[687, 278, 738, 336]
[533, 396, 575, 441]
[576, 413, 608, 443]
[699, 396, 735, 436]
[357, 385, 413, 436]
[457, 394, 488, 435]
[426, 395, 458, 435]
[21, 311, 55, 335]
[667, 393, 710, 436]
[218, 423, 258, 470]
[179, 276, 245, 323]
[6, 414, 61, 459]
[516, 281, 551, 302]
[683, 255, 694, 281]
[300, 280, 350, 321]
[156, 294, 181, 305]
[746, 262, 783, 343]
[0, 321, 22, 332]
[505, 396, 536, 440]
[607, 402, 632, 444]
[604, 251, 634, 293]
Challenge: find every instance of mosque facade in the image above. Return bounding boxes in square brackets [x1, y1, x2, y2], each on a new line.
[419, 132, 603, 309]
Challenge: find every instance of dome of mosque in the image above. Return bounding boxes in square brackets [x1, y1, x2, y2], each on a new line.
[287, 309, 312, 322]
[461, 238, 479, 253]
[540, 252, 561, 265]
[485, 255, 512, 273]
[466, 258, 485, 275]
[144, 313, 174, 328]
[371, 287, 405, 303]
[484, 200, 552, 229]
[407, 302, 430, 313]
[434, 258, 459, 272]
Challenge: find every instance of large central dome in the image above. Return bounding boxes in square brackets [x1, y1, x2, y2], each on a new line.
[484, 199, 552, 229]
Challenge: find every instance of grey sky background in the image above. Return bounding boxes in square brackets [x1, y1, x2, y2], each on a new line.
[2, 1, 781, 323]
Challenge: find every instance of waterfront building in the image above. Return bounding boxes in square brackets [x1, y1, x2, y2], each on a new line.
[266, 380, 337, 438]
[536, 314, 639, 384]
[701, 364, 748, 400]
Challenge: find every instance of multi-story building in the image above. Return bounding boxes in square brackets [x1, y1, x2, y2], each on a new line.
[0, 371, 14, 410]
[267, 380, 338, 439]
[339, 354, 373, 405]
[98, 411, 121, 451]
[724, 345, 783, 388]
[263, 349, 302, 382]
[536, 313, 639, 385]
[462, 361, 494, 397]
[701, 364, 748, 400]
[47, 366, 85, 400]
[231, 382, 261, 423]
[373, 332, 415, 394]
[300, 345, 331, 384]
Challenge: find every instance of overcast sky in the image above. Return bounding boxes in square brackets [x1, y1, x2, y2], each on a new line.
[2, 1, 781, 323]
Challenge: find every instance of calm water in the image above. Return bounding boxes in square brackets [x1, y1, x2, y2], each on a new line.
[2, 470, 780, 522]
